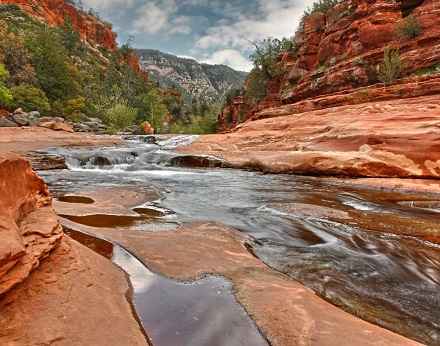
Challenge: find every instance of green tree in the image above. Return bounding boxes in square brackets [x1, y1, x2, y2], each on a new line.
[9, 84, 50, 113]
[248, 37, 294, 78]
[0, 20, 37, 87]
[104, 103, 137, 130]
[61, 18, 83, 57]
[378, 45, 403, 86]
[31, 28, 82, 103]
[134, 89, 167, 129]
[0, 63, 12, 107]
[245, 68, 268, 102]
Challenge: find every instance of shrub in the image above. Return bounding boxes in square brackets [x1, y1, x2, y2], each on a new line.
[411, 63, 440, 77]
[245, 68, 269, 102]
[104, 104, 137, 130]
[353, 58, 365, 66]
[296, 0, 343, 35]
[0, 63, 12, 107]
[9, 84, 50, 113]
[248, 37, 294, 78]
[377, 46, 403, 86]
[396, 15, 421, 40]
[353, 90, 370, 104]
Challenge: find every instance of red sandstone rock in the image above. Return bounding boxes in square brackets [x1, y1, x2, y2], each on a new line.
[2, 0, 117, 51]
[50, 120, 75, 133]
[140, 120, 154, 135]
[0, 236, 148, 345]
[38, 120, 74, 133]
[181, 94, 440, 180]
[220, 0, 440, 131]
[0, 151, 63, 302]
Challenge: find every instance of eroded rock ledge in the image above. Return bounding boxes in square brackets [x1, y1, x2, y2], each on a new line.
[0, 151, 63, 305]
[0, 152, 147, 345]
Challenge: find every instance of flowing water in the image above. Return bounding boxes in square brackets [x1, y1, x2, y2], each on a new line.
[39, 135, 440, 345]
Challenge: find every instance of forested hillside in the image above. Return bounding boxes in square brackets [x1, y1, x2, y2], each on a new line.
[0, 3, 219, 134]
[136, 49, 247, 103]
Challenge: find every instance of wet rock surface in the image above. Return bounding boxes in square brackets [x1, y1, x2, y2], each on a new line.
[179, 95, 440, 179]
[0, 152, 148, 345]
[55, 187, 422, 346]
[0, 236, 147, 345]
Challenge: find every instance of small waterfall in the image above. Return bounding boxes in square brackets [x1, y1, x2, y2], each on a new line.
[44, 135, 224, 171]
[89, 156, 136, 166]
[156, 135, 199, 150]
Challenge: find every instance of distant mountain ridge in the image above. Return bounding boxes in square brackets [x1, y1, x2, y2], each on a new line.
[135, 49, 248, 103]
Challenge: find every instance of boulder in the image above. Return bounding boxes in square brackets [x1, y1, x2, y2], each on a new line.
[38, 116, 54, 123]
[0, 109, 10, 118]
[28, 116, 40, 127]
[83, 121, 100, 132]
[89, 117, 103, 124]
[73, 123, 92, 132]
[12, 113, 30, 126]
[28, 111, 40, 118]
[0, 118, 18, 127]
[120, 125, 141, 135]
[13, 108, 24, 115]
[50, 120, 74, 133]
[37, 121, 55, 129]
[140, 121, 154, 135]
[79, 113, 91, 122]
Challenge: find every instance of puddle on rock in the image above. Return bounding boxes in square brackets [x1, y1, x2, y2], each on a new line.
[133, 207, 167, 217]
[59, 213, 145, 228]
[65, 228, 268, 346]
[58, 195, 95, 204]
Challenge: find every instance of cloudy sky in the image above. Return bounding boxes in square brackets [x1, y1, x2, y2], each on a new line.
[80, 0, 315, 71]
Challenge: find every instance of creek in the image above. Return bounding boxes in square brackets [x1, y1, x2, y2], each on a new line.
[38, 135, 440, 345]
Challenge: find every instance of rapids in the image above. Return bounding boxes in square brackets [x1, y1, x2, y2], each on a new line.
[39, 135, 440, 345]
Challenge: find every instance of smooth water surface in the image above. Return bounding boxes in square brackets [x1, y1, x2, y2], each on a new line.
[40, 136, 440, 345]
[65, 229, 267, 346]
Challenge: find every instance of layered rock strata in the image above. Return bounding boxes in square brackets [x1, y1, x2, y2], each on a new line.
[1, 0, 117, 50]
[0, 151, 63, 305]
[179, 94, 440, 179]
[219, 0, 440, 131]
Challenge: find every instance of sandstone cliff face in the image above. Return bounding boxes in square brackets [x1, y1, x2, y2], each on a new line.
[0, 151, 63, 306]
[179, 94, 440, 179]
[220, 0, 440, 131]
[2, 0, 117, 50]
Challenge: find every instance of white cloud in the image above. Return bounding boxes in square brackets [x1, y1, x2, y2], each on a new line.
[169, 26, 192, 35]
[81, 0, 136, 17]
[132, 2, 173, 34]
[182, 0, 209, 5]
[81, 0, 317, 70]
[201, 49, 253, 72]
[191, 0, 316, 69]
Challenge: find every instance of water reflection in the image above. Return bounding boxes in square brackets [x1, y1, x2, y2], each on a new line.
[40, 138, 440, 345]
[66, 229, 268, 346]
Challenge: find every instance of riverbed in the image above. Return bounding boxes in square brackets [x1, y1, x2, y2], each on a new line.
[38, 135, 440, 345]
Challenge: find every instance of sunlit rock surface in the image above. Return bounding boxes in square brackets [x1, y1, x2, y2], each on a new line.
[179, 95, 440, 178]
[2, 0, 117, 50]
[0, 152, 147, 344]
[0, 151, 62, 303]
